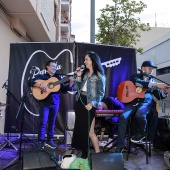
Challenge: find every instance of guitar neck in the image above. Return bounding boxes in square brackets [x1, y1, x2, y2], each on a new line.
[53, 76, 69, 86]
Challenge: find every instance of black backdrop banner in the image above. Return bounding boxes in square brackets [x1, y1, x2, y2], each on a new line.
[5, 42, 136, 135]
[75, 43, 136, 97]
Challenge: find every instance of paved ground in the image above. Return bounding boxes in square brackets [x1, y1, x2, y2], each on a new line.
[0, 135, 170, 170]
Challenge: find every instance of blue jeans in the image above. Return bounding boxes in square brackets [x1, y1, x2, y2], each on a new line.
[38, 102, 59, 141]
[117, 93, 153, 148]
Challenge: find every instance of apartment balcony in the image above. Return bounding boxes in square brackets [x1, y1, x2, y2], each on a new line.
[60, 37, 69, 42]
[0, 0, 56, 42]
[60, 22, 70, 32]
[61, 0, 70, 11]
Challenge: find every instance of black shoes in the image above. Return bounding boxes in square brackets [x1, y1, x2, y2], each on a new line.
[131, 135, 145, 143]
[81, 150, 88, 159]
[115, 146, 124, 153]
[37, 140, 45, 150]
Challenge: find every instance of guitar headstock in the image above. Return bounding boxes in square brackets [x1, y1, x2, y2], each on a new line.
[102, 57, 122, 68]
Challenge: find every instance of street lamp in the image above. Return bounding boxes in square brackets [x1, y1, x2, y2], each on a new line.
[90, 0, 95, 43]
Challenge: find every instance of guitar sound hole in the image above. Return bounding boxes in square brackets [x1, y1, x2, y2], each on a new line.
[126, 85, 128, 97]
[48, 82, 54, 89]
[136, 87, 142, 93]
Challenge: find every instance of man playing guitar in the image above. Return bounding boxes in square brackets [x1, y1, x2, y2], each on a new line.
[29, 60, 73, 149]
[115, 60, 170, 152]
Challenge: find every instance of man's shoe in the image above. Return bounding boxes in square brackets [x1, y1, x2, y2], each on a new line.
[131, 135, 145, 143]
[37, 141, 45, 150]
[115, 146, 124, 153]
[45, 140, 57, 149]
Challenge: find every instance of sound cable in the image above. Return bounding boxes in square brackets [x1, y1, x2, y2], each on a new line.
[73, 73, 92, 162]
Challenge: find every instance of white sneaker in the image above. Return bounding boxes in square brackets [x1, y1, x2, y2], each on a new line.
[99, 141, 107, 147]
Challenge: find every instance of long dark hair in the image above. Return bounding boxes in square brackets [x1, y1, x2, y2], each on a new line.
[82, 51, 105, 77]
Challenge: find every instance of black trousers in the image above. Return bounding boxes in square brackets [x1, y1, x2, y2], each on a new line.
[72, 94, 95, 150]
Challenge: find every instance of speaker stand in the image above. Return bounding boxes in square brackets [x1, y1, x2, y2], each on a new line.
[0, 134, 18, 151]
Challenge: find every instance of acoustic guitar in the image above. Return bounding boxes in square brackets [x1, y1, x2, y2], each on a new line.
[32, 76, 69, 100]
[117, 81, 148, 103]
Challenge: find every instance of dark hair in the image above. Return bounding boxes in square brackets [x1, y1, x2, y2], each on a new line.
[45, 60, 56, 70]
[82, 51, 105, 77]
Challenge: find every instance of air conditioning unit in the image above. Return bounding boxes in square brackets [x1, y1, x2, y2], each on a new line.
[11, 18, 26, 36]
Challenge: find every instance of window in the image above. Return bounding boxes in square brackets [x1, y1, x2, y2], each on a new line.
[156, 66, 170, 76]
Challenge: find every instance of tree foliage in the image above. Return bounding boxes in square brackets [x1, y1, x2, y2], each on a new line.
[96, 0, 150, 52]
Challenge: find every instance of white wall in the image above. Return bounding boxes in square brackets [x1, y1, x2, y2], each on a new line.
[136, 27, 170, 49]
[36, 0, 56, 42]
[0, 9, 26, 103]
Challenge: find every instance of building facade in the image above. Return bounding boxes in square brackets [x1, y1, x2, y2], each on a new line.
[60, 0, 73, 42]
[136, 25, 170, 50]
[136, 32, 170, 115]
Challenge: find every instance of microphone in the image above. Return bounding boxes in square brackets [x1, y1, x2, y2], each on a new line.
[138, 68, 150, 77]
[74, 65, 85, 74]
[2, 80, 8, 88]
[66, 65, 85, 76]
[138, 68, 143, 73]
[31, 66, 39, 70]
[30, 66, 39, 74]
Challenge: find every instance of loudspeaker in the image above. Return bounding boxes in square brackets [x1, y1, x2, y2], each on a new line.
[164, 151, 170, 168]
[23, 150, 57, 170]
[90, 152, 124, 170]
[66, 110, 75, 130]
[153, 117, 170, 150]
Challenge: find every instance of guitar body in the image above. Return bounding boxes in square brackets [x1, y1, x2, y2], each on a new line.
[32, 77, 61, 100]
[117, 81, 147, 103]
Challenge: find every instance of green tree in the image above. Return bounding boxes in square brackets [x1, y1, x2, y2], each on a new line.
[96, 0, 150, 53]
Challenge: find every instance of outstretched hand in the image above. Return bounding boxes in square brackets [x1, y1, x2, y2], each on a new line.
[163, 86, 170, 94]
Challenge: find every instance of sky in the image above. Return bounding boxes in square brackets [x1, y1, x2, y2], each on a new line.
[71, 0, 170, 43]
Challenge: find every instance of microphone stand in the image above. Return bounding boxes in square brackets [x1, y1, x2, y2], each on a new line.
[2, 69, 62, 170]
[0, 82, 20, 151]
[142, 72, 170, 86]
[2, 69, 39, 169]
